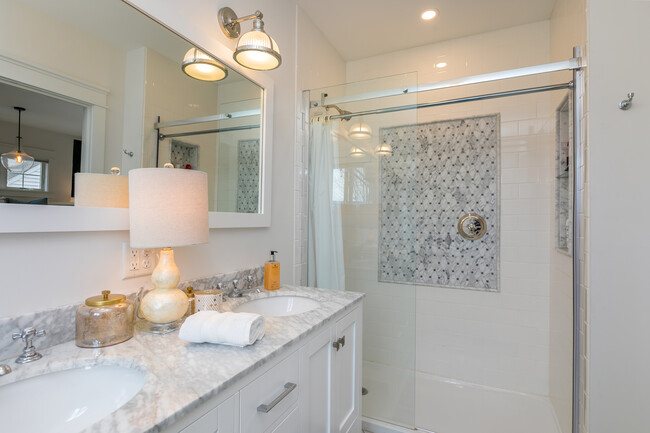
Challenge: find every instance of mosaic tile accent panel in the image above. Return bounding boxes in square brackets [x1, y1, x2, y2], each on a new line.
[170, 139, 199, 169]
[379, 115, 500, 291]
[236, 139, 260, 213]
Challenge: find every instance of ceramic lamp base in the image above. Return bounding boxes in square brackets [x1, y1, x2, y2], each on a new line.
[138, 248, 189, 327]
[136, 317, 184, 334]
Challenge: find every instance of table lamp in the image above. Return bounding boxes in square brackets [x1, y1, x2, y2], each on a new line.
[129, 167, 208, 333]
[75, 168, 129, 208]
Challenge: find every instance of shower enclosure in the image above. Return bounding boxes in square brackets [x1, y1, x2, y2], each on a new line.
[304, 52, 583, 433]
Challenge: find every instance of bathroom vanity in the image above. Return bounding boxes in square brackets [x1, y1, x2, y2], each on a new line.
[0, 286, 363, 433]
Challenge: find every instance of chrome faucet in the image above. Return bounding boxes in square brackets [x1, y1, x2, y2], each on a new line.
[230, 276, 261, 297]
[12, 327, 46, 364]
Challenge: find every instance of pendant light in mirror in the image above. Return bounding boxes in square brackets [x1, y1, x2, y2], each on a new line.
[182, 48, 228, 82]
[1, 107, 34, 174]
[218, 7, 282, 71]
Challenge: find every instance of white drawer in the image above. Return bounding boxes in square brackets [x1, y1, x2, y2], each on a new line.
[240, 350, 300, 433]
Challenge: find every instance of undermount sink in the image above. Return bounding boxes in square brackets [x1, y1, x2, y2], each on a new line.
[0, 364, 145, 433]
[233, 295, 319, 317]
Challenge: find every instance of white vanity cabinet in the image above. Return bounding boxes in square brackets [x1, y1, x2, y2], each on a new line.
[300, 306, 363, 433]
[168, 303, 362, 433]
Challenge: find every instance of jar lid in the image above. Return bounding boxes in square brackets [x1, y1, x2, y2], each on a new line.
[85, 290, 126, 307]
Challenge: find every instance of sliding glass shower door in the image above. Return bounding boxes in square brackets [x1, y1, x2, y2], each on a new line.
[307, 73, 419, 429]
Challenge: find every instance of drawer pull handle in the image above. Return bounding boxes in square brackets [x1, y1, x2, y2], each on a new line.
[257, 382, 297, 413]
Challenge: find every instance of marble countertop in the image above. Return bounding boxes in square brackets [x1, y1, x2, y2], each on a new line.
[0, 286, 364, 433]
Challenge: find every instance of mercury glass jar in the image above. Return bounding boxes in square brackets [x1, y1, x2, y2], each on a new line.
[76, 290, 134, 348]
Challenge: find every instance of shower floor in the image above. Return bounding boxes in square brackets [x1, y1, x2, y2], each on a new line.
[363, 364, 562, 433]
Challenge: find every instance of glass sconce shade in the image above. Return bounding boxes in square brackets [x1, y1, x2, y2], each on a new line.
[182, 48, 228, 81]
[348, 122, 372, 140]
[1, 150, 34, 173]
[349, 146, 365, 157]
[375, 143, 393, 156]
[234, 19, 282, 71]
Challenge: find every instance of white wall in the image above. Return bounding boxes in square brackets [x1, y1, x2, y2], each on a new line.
[0, 0, 301, 317]
[586, 0, 650, 432]
[343, 21, 568, 431]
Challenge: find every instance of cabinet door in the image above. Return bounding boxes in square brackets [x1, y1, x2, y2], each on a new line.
[332, 307, 362, 433]
[180, 394, 236, 433]
[299, 326, 333, 433]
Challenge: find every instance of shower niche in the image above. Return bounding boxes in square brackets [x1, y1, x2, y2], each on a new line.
[555, 95, 573, 255]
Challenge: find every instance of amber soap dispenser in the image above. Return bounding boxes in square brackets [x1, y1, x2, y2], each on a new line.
[264, 250, 280, 291]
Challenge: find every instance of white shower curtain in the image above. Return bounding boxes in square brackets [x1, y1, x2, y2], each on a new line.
[308, 117, 346, 291]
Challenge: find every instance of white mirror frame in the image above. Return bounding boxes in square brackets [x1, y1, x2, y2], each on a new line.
[0, 0, 273, 233]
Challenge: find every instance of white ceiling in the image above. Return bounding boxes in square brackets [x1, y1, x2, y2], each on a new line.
[295, 0, 557, 61]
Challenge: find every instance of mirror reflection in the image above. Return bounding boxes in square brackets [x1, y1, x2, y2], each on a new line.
[0, 0, 263, 212]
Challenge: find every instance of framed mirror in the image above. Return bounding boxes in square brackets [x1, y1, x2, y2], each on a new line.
[0, 0, 273, 232]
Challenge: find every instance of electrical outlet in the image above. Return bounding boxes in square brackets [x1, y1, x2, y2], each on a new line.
[141, 257, 153, 270]
[122, 243, 159, 279]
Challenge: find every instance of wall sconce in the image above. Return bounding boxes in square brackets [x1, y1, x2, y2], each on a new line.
[348, 121, 372, 140]
[349, 145, 366, 157]
[1, 107, 34, 174]
[218, 7, 282, 71]
[375, 143, 393, 156]
[182, 47, 228, 82]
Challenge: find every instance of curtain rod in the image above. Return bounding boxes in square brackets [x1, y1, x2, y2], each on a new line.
[158, 124, 260, 140]
[328, 82, 573, 120]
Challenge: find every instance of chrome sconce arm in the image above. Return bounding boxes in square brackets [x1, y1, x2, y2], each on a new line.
[218, 8, 263, 39]
[218, 7, 282, 71]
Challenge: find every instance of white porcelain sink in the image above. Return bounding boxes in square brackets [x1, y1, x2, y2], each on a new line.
[233, 295, 319, 316]
[0, 364, 145, 433]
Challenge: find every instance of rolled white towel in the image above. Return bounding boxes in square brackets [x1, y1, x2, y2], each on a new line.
[179, 311, 266, 347]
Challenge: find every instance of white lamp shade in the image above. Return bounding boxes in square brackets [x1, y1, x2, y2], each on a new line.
[74, 173, 129, 208]
[129, 168, 209, 248]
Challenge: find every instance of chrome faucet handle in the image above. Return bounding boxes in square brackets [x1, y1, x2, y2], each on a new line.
[245, 275, 254, 289]
[12, 327, 46, 364]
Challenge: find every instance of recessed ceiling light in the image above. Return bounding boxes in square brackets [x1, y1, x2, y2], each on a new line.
[435, 62, 447, 68]
[421, 9, 438, 21]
